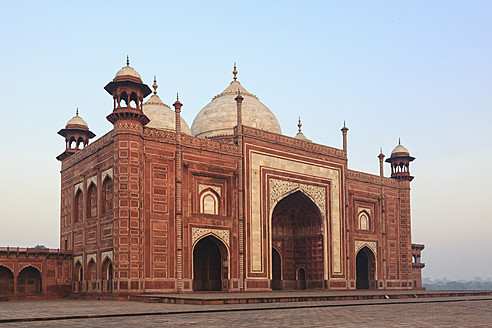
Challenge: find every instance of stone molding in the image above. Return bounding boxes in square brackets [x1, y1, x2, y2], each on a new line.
[347, 170, 400, 187]
[143, 128, 176, 141]
[355, 240, 377, 256]
[191, 227, 230, 248]
[243, 126, 345, 159]
[182, 134, 239, 154]
[64, 131, 114, 169]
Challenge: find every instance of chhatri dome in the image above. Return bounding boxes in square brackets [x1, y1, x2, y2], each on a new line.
[143, 77, 192, 135]
[191, 64, 282, 138]
[114, 56, 143, 83]
[390, 139, 411, 157]
[65, 109, 90, 130]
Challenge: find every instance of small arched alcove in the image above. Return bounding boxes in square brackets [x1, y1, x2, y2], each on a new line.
[102, 258, 113, 292]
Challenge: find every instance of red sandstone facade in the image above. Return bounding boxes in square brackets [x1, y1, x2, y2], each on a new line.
[0, 62, 425, 298]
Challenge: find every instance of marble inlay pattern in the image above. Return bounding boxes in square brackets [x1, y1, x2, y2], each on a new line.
[269, 178, 326, 218]
[355, 240, 377, 256]
[192, 227, 230, 247]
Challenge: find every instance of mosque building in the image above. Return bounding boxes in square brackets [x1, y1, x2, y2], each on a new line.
[0, 60, 424, 298]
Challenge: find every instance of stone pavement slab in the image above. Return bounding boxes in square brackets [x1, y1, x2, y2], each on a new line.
[1, 299, 492, 327]
[1, 295, 492, 323]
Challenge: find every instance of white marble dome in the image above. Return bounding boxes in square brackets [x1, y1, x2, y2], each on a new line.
[191, 80, 282, 138]
[143, 94, 192, 135]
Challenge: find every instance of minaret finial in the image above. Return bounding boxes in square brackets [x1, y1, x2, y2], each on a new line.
[176, 92, 179, 101]
[380, 147, 383, 154]
[233, 62, 238, 81]
[76, 107, 79, 116]
[298, 117, 302, 133]
[343, 120, 346, 127]
[126, 55, 129, 66]
[399, 138, 401, 145]
[153, 75, 158, 95]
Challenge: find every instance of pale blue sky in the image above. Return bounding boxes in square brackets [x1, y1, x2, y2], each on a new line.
[1, 1, 491, 280]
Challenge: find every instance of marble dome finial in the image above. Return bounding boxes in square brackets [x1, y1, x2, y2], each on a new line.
[76, 107, 79, 116]
[233, 62, 238, 81]
[298, 117, 302, 133]
[126, 55, 130, 66]
[153, 76, 158, 95]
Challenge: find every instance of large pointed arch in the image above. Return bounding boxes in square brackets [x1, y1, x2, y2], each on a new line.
[271, 190, 324, 290]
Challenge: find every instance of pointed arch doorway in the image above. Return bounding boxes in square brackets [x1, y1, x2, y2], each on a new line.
[193, 235, 228, 291]
[356, 246, 376, 289]
[271, 190, 324, 290]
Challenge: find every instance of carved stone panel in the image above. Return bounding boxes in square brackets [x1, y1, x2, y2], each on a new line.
[269, 178, 326, 219]
[192, 227, 230, 248]
[355, 240, 377, 256]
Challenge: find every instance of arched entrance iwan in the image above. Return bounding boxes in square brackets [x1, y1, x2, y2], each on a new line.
[356, 246, 376, 289]
[193, 235, 228, 291]
[271, 190, 324, 290]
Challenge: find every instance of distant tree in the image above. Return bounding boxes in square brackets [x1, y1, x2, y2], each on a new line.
[33, 245, 47, 249]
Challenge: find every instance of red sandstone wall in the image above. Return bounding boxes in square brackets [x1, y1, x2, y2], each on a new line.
[0, 248, 71, 300]
[59, 131, 115, 293]
[347, 170, 413, 289]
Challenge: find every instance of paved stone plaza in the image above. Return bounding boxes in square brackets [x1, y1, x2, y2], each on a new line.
[1, 296, 491, 327]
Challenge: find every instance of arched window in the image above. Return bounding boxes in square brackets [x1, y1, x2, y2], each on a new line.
[358, 212, 370, 231]
[120, 92, 128, 107]
[102, 177, 113, 215]
[74, 189, 83, 223]
[87, 183, 97, 219]
[74, 261, 83, 281]
[77, 137, 84, 149]
[69, 137, 76, 149]
[200, 189, 219, 215]
[130, 92, 138, 108]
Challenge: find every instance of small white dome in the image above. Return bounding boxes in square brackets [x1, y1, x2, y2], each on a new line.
[143, 94, 192, 135]
[391, 143, 410, 156]
[66, 113, 89, 129]
[191, 80, 282, 138]
[115, 65, 142, 81]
